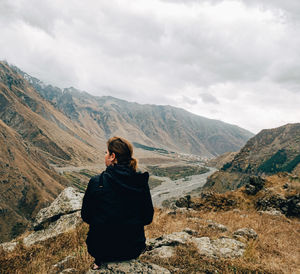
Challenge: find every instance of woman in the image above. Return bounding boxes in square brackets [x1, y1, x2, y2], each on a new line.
[81, 137, 154, 269]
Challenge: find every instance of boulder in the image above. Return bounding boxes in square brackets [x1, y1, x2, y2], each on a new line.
[147, 231, 192, 249]
[86, 259, 170, 273]
[148, 246, 175, 258]
[233, 228, 258, 241]
[207, 221, 228, 232]
[23, 211, 82, 247]
[192, 237, 245, 258]
[33, 187, 83, 230]
[244, 176, 265, 195]
[0, 240, 17, 252]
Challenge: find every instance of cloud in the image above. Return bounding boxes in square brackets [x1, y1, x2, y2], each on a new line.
[199, 93, 219, 104]
[0, 0, 299, 133]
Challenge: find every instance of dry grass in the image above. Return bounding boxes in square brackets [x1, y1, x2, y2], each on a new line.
[142, 208, 300, 274]
[1, 208, 299, 273]
[1, 173, 300, 274]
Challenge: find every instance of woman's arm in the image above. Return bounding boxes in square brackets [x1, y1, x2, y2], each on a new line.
[81, 174, 103, 224]
[142, 173, 154, 225]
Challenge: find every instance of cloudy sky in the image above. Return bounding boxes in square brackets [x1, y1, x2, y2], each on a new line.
[1, 0, 300, 133]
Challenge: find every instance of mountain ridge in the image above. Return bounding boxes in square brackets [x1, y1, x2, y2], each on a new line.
[9, 62, 253, 157]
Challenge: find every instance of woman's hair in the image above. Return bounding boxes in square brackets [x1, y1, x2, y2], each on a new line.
[107, 136, 137, 171]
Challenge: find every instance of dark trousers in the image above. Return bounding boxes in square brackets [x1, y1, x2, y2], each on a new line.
[86, 224, 146, 265]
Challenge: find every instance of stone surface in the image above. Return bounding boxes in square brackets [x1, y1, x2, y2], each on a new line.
[59, 268, 77, 273]
[258, 209, 283, 216]
[86, 259, 170, 273]
[23, 211, 82, 247]
[147, 231, 192, 249]
[192, 237, 245, 258]
[0, 241, 17, 252]
[33, 187, 83, 230]
[207, 222, 228, 232]
[51, 255, 76, 273]
[148, 245, 175, 258]
[244, 176, 265, 195]
[233, 228, 258, 241]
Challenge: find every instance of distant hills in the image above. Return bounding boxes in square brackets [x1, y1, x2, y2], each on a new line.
[204, 123, 300, 192]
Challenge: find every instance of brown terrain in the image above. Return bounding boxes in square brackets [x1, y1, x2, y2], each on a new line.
[0, 61, 253, 242]
[0, 172, 299, 273]
[204, 123, 300, 192]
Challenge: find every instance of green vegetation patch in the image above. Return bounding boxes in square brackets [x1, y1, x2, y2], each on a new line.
[147, 165, 209, 180]
[148, 177, 164, 190]
[132, 142, 170, 154]
[258, 149, 300, 174]
[63, 169, 98, 192]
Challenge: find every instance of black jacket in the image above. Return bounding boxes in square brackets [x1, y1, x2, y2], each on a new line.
[81, 164, 154, 226]
[81, 164, 154, 263]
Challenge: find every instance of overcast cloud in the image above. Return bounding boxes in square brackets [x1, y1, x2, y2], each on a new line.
[0, 0, 299, 133]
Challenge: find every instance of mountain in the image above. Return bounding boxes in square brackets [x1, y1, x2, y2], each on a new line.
[13, 64, 253, 158]
[0, 60, 252, 242]
[0, 61, 106, 242]
[203, 123, 300, 192]
[0, 119, 68, 242]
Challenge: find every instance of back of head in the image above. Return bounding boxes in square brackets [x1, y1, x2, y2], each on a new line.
[107, 136, 138, 171]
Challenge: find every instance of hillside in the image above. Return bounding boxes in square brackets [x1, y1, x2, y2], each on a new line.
[204, 123, 300, 192]
[0, 120, 69, 242]
[0, 62, 107, 242]
[13, 64, 253, 158]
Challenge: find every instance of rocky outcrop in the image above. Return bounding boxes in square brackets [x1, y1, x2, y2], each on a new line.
[256, 193, 300, 217]
[145, 229, 246, 260]
[192, 237, 245, 258]
[23, 211, 82, 247]
[86, 260, 171, 274]
[33, 187, 83, 230]
[244, 176, 265, 195]
[233, 228, 258, 241]
[23, 187, 83, 247]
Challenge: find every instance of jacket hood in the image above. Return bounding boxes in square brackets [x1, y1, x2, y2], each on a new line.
[105, 164, 149, 193]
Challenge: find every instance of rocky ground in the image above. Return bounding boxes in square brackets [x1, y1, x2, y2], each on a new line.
[1, 176, 299, 273]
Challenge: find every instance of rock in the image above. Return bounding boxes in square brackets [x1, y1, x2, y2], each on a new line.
[213, 238, 245, 258]
[86, 259, 170, 273]
[233, 228, 258, 241]
[207, 222, 228, 232]
[192, 237, 245, 258]
[244, 176, 265, 195]
[148, 246, 175, 258]
[51, 255, 76, 273]
[59, 268, 77, 273]
[23, 211, 82, 247]
[0, 241, 17, 252]
[258, 209, 283, 216]
[147, 231, 192, 249]
[33, 187, 83, 230]
[175, 195, 193, 208]
[192, 237, 216, 258]
[182, 227, 198, 236]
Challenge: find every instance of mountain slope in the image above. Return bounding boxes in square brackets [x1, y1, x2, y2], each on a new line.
[13, 65, 253, 157]
[0, 120, 69, 242]
[204, 123, 300, 192]
[0, 61, 105, 242]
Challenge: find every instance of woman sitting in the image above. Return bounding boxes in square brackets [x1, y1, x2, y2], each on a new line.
[81, 136, 154, 269]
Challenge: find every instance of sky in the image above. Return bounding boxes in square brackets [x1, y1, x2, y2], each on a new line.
[0, 0, 300, 134]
